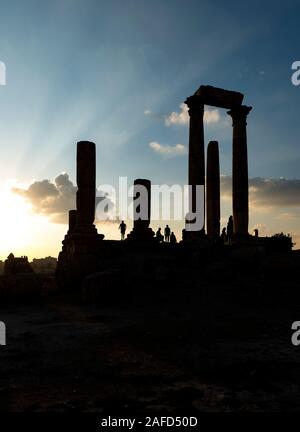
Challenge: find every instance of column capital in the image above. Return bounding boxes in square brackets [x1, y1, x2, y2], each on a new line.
[185, 95, 204, 117]
[227, 105, 252, 126]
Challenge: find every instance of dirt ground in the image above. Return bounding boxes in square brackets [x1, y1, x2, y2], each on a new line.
[1, 275, 300, 413]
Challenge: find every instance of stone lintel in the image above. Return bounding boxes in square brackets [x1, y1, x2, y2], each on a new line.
[194, 85, 244, 109]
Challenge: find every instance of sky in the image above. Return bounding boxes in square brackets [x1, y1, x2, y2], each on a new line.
[0, 0, 299, 259]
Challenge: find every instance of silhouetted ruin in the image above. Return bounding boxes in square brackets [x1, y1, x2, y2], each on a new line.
[54, 85, 291, 294]
[185, 85, 251, 239]
[206, 141, 220, 238]
[127, 179, 155, 242]
[68, 209, 77, 234]
[228, 105, 251, 238]
[1, 82, 298, 415]
[56, 141, 104, 288]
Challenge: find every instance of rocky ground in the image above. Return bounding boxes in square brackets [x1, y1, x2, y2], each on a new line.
[0, 265, 300, 412]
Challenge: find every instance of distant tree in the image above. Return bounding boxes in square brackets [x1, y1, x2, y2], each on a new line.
[267, 233, 294, 253]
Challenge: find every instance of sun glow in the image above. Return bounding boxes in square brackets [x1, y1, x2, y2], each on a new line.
[0, 180, 64, 260]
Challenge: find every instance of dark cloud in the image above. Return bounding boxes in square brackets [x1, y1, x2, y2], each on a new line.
[13, 173, 76, 223]
[13, 173, 115, 224]
[221, 176, 300, 208]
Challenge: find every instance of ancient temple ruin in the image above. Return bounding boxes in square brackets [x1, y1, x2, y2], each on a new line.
[185, 85, 251, 239]
[56, 85, 253, 289]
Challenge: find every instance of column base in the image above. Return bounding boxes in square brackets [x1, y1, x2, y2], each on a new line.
[127, 226, 155, 242]
[182, 228, 206, 242]
[55, 225, 104, 290]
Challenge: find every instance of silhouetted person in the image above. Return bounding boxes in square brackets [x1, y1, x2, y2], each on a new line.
[170, 232, 177, 245]
[119, 220, 127, 240]
[164, 225, 171, 242]
[227, 216, 233, 244]
[212, 223, 220, 244]
[156, 227, 164, 243]
[221, 227, 227, 244]
[254, 228, 259, 238]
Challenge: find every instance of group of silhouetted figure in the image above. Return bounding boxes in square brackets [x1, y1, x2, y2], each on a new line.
[220, 215, 234, 244]
[118, 221, 177, 243]
[118, 215, 257, 244]
[155, 225, 177, 244]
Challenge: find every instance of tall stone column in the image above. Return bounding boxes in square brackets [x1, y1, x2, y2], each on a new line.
[76, 141, 96, 229]
[133, 179, 151, 231]
[185, 95, 205, 235]
[127, 178, 154, 241]
[227, 105, 252, 238]
[206, 141, 220, 238]
[68, 210, 77, 234]
[56, 141, 104, 290]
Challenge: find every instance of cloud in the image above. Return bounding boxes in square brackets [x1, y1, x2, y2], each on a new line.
[221, 176, 300, 208]
[221, 176, 300, 246]
[164, 103, 220, 127]
[204, 109, 221, 124]
[149, 141, 187, 157]
[12, 173, 76, 223]
[164, 103, 189, 126]
[249, 178, 300, 208]
[143, 109, 166, 121]
[12, 173, 114, 224]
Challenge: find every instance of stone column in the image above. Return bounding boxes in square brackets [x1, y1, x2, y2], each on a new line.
[227, 105, 252, 238]
[185, 95, 205, 234]
[206, 141, 220, 238]
[127, 178, 154, 241]
[68, 210, 77, 234]
[133, 178, 151, 231]
[76, 141, 96, 229]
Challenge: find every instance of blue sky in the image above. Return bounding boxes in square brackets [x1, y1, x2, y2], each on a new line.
[0, 0, 299, 257]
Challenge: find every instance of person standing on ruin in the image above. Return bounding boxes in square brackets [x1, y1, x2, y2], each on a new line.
[156, 227, 164, 243]
[227, 216, 233, 244]
[164, 225, 171, 242]
[170, 232, 177, 245]
[119, 220, 127, 240]
[221, 227, 227, 244]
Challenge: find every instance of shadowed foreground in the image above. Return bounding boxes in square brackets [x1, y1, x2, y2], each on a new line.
[1, 258, 300, 412]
